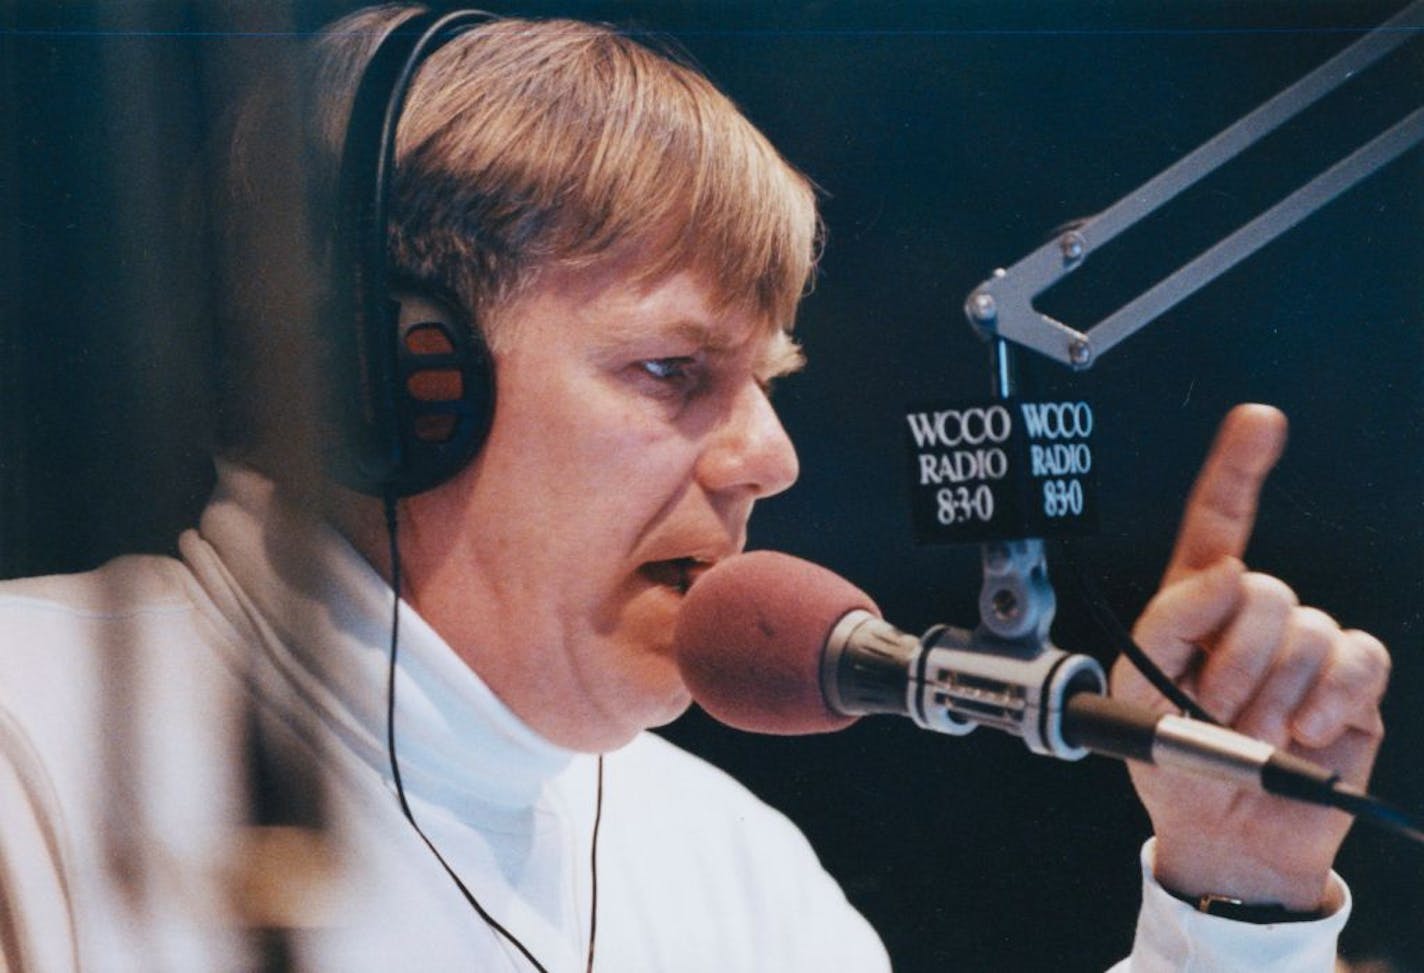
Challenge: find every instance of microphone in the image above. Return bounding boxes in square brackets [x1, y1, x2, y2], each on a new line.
[674, 551, 1341, 804]
[674, 549, 1103, 759]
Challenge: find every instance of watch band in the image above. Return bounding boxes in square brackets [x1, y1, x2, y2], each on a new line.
[1164, 886, 1326, 924]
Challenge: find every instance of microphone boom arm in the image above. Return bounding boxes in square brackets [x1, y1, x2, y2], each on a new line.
[938, 0, 1424, 774]
[963, 0, 1424, 370]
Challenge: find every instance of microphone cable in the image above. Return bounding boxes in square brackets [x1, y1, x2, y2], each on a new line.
[1061, 543, 1424, 846]
[1060, 548, 1221, 725]
[382, 491, 603, 972]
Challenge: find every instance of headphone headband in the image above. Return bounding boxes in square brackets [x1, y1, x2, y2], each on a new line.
[332, 9, 497, 497]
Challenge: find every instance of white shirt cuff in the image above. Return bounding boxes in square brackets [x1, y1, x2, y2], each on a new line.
[1124, 837, 1350, 972]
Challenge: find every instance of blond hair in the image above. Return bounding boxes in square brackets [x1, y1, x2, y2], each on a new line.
[212, 6, 819, 474]
[308, 6, 820, 349]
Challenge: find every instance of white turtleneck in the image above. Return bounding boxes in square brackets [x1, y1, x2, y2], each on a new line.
[0, 463, 888, 971]
[0, 462, 1347, 971]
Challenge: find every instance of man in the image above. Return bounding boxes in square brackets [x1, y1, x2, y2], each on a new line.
[0, 6, 1390, 971]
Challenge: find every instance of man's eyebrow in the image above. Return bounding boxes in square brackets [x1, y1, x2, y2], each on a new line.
[588, 316, 728, 353]
[757, 330, 806, 380]
[587, 311, 804, 377]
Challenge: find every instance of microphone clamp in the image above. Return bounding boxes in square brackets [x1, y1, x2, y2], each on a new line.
[823, 610, 1107, 761]
[823, 533, 1105, 761]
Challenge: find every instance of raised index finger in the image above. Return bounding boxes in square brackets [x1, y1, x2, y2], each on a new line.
[1163, 404, 1288, 587]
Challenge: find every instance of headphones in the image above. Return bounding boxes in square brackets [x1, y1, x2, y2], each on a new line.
[333, 13, 606, 972]
[331, 8, 497, 498]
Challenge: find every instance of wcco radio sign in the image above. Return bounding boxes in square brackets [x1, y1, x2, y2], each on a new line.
[905, 398, 1099, 544]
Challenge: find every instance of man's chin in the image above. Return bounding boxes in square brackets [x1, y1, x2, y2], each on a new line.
[579, 588, 699, 744]
[570, 692, 691, 754]
[557, 646, 692, 752]
[642, 684, 694, 729]
[618, 654, 694, 729]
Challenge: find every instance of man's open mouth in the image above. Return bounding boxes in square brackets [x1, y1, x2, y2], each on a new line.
[639, 558, 713, 595]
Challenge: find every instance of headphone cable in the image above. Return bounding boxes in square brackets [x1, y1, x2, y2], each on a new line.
[382, 491, 602, 972]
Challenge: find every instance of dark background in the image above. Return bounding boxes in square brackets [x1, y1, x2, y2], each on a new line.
[2, 1, 1420, 969]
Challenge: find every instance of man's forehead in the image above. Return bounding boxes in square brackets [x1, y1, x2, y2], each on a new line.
[565, 264, 785, 334]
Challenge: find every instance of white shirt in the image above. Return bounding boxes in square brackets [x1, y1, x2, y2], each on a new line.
[0, 462, 1347, 971]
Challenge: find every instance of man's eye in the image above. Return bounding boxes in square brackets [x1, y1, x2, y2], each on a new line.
[639, 358, 694, 383]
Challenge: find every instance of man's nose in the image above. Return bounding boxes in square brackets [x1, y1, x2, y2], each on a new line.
[695, 382, 799, 500]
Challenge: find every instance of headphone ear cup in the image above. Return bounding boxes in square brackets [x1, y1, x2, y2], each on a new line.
[389, 295, 495, 497]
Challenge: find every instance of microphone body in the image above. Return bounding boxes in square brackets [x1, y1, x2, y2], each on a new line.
[673, 549, 1104, 759]
[676, 551, 1341, 805]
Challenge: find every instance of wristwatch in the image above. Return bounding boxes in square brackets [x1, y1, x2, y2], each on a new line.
[1165, 887, 1325, 924]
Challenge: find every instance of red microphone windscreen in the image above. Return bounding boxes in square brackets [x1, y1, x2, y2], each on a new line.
[673, 550, 879, 735]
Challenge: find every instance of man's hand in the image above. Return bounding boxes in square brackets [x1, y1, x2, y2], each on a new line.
[1114, 404, 1390, 911]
